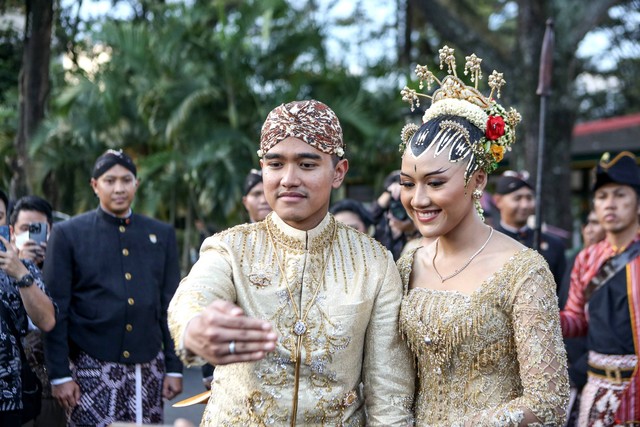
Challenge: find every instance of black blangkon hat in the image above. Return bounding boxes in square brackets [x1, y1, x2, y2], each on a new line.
[495, 171, 533, 195]
[593, 151, 640, 193]
[243, 169, 263, 195]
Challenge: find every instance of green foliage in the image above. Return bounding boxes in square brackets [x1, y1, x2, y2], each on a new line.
[30, 0, 405, 240]
[0, 26, 21, 189]
[0, 27, 21, 103]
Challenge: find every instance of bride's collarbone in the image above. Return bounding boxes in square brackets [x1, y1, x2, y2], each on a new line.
[411, 253, 503, 294]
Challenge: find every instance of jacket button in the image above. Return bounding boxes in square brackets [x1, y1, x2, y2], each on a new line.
[123, 351, 130, 358]
[119, 226, 126, 233]
[125, 273, 132, 280]
[122, 248, 129, 256]
[128, 298, 134, 305]
[126, 324, 133, 332]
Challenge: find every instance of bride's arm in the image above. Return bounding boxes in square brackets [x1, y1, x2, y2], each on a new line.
[466, 258, 570, 426]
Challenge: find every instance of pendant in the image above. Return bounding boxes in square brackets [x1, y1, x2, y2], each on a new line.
[293, 320, 307, 336]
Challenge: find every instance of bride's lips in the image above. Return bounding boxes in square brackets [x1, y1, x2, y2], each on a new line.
[414, 209, 441, 223]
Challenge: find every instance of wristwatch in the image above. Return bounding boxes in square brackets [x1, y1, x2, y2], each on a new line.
[16, 273, 35, 288]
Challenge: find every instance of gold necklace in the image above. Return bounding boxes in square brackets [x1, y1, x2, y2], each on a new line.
[432, 226, 493, 283]
[265, 217, 337, 427]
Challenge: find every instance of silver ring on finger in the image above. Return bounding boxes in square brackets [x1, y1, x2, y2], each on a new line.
[228, 340, 236, 355]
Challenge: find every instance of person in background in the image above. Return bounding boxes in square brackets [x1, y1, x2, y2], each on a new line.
[242, 168, 272, 224]
[371, 170, 420, 260]
[168, 99, 414, 425]
[561, 151, 640, 426]
[0, 189, 8, 226]
[560, 208, 606, 308]
[559, 208, 605, 427]
[493, 170, 567, 288]
[10, 196, 52, 268]
[0, 211, 55, 426]
[8, 195, 66, 427]
[330, 198, 373, 234]
[582, 209, 607, 250]
[43, 149, 183, 427]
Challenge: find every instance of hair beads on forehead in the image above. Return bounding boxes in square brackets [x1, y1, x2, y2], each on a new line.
[408, 115, 485, 184]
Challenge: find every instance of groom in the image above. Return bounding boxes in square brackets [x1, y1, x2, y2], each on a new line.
[169, 99, 415, 426]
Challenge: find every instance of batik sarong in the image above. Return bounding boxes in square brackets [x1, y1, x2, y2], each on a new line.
[68, 350, 164, 427]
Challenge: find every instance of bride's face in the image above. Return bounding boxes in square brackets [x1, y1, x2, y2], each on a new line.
[399, 147, 483, 238]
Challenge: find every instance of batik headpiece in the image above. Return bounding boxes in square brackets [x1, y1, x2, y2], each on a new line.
[258, 99, 344, 158]
[593, 151, 640, 193]
[400, 45, 521, 184]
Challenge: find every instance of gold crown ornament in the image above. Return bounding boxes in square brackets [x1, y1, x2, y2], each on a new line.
[400, 45, 521, 180]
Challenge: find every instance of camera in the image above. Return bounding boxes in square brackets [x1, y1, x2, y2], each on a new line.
[389, 199, 408, 221]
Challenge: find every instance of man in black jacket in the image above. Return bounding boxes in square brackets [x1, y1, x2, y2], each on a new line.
[493, 170, 567, 289]
[43, 149, 183, 427]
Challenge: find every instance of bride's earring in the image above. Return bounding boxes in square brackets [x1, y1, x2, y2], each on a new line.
[472, 189, 484, 221]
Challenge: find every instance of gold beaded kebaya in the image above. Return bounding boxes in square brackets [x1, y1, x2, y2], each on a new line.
[400, 45, 522, 185]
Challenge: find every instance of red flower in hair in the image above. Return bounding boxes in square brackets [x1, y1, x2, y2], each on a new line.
[486, 116, 505, 140]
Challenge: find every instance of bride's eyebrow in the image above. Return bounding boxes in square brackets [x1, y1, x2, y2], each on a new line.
[400, 167, 450, 179]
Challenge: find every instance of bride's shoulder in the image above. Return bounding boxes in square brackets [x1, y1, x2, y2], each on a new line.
[486, 231, 550, 280]
[491, 230, 532, 256]
[491, 229, 526, 251]
[484, 231, 539, 271]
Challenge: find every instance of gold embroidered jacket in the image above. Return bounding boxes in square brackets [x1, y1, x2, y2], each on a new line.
[399, 249, 569, 426]
[169, 213, 415, 426]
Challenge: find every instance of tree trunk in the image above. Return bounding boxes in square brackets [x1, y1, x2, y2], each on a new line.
[514, 0, 560, 230]
[12, 0, 52, 198]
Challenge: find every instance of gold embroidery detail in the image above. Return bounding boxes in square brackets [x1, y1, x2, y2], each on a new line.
[399, 249, 569, 426]
[170, 217, 413, 426]
[248, 263, 272, 287]
[265, 215, 336, 254]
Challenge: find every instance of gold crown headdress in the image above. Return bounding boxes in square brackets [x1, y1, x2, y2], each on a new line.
[400, 45, 521, 182]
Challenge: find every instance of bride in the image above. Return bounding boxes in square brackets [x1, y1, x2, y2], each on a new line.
[397, 46, 569, 426]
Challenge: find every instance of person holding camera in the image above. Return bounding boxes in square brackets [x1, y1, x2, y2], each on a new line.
[0, 216, 56, 426]
[10, 196, 52, 269]
[371, 170, 422, 260]
[8, 195, 68, 427]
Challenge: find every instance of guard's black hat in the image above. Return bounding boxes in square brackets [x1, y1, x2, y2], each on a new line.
[593, 151, 640, 193]
[92, 149, 137, 179]
[495, 170, 533, 195]
[243, 169, 263, 195]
